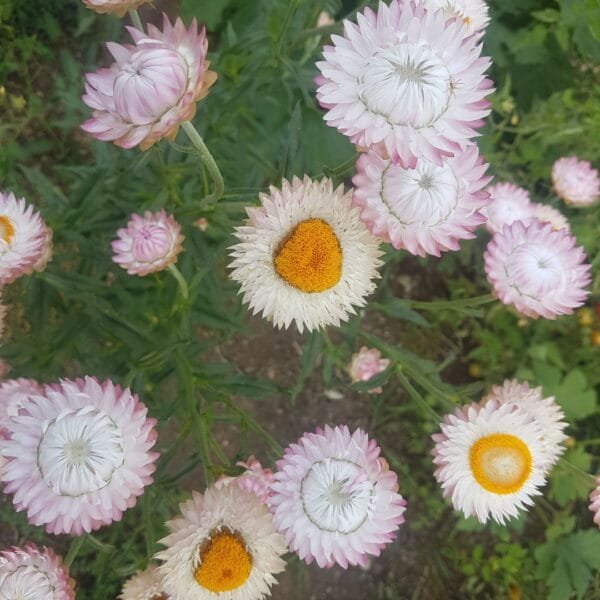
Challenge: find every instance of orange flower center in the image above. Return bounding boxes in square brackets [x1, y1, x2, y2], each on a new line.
[469, 433, 532, 494]
[193, 529, 252, 592]
[274, 218, 342, 293]
[0, 216, 15, 244]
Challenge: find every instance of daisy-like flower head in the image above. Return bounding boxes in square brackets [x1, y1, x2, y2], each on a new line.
[347, 346, 390, 394]
[229, 177, 383, 333]
[112, 210, 184, 276]
[269, 425, 406, 569]
[119, 564, 167, 600]
[81, 0, 149, 17]
[155, 484, 286, 600]
[484, 220, 591, 319]
[82, 14, 217, 150]
[533, 203, 570, 232]
[0, 376, 159, 535]
[423, 0, 490, 32]
[353, 145, 490, 256]
[483, 183, 535, 234]
[552, 156, 600, 207]
[432, 398, 548, 524]
[316, 0, 493, 167]
[589, 477, 600, 528]
[0, 191, 49, 286]
[0, 543, 76, 599]
[483, 379, 567, 471]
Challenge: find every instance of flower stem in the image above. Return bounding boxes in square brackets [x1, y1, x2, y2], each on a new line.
[405, 294, 496, 312]
[396, 366, 441, 421]
[181, 120, 225, 206]
[167, 264, 189, 300]
[128, 9, 143, 31]
[64, 535, 86, 567]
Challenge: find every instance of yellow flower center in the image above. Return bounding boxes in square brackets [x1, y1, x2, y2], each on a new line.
[0, 215, 15, 244]
[469, 433, 532, 494]
[193, 529, 252, 592]
[273, 218, 342, 293]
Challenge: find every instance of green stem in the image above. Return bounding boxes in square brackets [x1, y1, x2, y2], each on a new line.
[128, 9, 143, 31]
[167, 264, 189, 300]
[584, 438, 600, 446]
[181, 120, 224, 206]
[405, 294, 495, 312]
[559, 458, 597, 484]
[396, 366, 441, 421]
[64, 535, 86, 567]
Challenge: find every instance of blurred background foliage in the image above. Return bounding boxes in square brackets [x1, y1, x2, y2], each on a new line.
[0, 0, 599, 598]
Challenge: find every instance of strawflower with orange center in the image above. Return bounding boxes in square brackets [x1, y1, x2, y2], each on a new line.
[229, 176, 382, 332]
[156, 484, 286, 600]
[432, 398, 547, 524]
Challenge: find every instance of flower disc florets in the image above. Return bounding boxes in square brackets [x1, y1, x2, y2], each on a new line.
[229, 177, 383, 332]
[82, 14, 217, 150]
[432, 399, 548, 524]
[316, 0, 492, 166]
[112, 210, 184, 276]
[353, 145, 490, 256]
[483, 379, 567, 470]
[552, 156, 600, 207]
[0, 376, 159, 535]
[0, 543, 76, 599]
[0, 192, 49, 286]
[269, 425, 406, 568]
[484, 220, 591, 319]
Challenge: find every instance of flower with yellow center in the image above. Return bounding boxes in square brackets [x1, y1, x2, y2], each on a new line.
[432, 398, 547, 524]
[0, 191, 49, 286]
[229, 177, 383, 332]
[156, 484, 286, 600]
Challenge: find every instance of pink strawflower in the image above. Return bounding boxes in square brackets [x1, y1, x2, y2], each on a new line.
[0, 378, 43, 438]
[483, 379, 567, 471]
[590, 477, 600, 528]
[119, 564, 167, 600]
[353, 145, 490, 256]
[0, 543, 76, 599]
[347, 346, 390, 394]
[216, 456, 275, 504]
[484, 220, 591, 319]
[316, 0, 492, 166]
[533, 204, 570, 232]
[81, 0, 149, 17]
[269, 425, 406, 569]
[423, 0, 490, 32]
[483, 183, 535, 234]
[552, 156, 600, 207]
[0, 376, 159, 535]
[82, 14, 217, 150]
[0, 191, 49, 286]
[112, 210, 184, 276]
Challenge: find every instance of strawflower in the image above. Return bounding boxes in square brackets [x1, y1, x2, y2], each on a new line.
[112, 210, 184, 276]
[0, 543, 76, 599]
[229, 177, 382, 332]
[0, 376, 159, 535]
[484, 220, 590, 319]
[316, 0, 492, 166]
[156, 484, 286, 599]
[82, 14, 216, 150]
[119, 564, 168, 600]
[353, 145, 490, 256]
[552, 156, 599, 207]
[347, 346, 390, 393]
[483, 183, 534, 234]
[81, 0, 149, 17]
[269, 425, 406, 568]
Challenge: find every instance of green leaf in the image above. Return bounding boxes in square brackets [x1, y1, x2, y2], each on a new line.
[370, 299, 431, 328]
[290, 331, 323, 401]
[550, 447, 593, 506]
[536, 531, 600, 600]
[553, 369, 597, 420]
